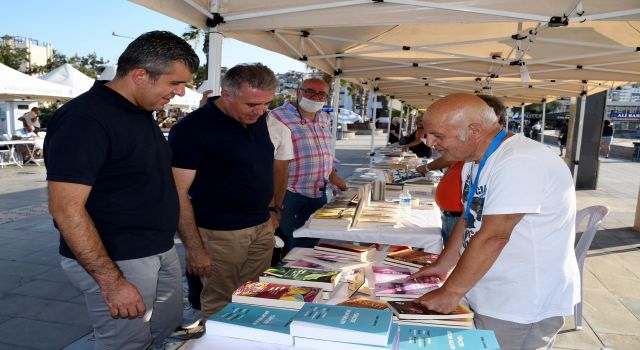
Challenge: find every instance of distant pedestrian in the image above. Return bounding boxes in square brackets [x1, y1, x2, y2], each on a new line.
[601, 120, 614, 158]
[558, 122, 568, 157]
[45, 31, 199, 350]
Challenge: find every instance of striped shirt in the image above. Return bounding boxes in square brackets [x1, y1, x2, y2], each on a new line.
[269, 103, 334, 198]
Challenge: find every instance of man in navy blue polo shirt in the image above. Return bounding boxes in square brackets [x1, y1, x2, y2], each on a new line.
[169, 63, 278, 320]
[44, 31, 199, 350]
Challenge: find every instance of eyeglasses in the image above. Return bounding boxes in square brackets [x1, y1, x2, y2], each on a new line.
[301, 88, 328, 100]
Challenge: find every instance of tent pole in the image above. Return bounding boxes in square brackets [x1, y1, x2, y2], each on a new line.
[386, 97, 393, 144]
[573, 90, 587, 184]
[520, 104, 525, 134]
[398, 104, 404, 139]
[208, 1, 223, 94]
[369, 92, 378, 156]
[541, 100, 546, 143]
[331, 58, 342, 154]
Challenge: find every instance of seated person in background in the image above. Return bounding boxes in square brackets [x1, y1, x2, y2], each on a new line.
[19, 107, 41, 134]
[401, 115, 431, 158]
[12, 126, 40, 163]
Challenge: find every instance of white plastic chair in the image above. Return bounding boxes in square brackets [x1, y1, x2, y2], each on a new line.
[573, 205, 610, 330]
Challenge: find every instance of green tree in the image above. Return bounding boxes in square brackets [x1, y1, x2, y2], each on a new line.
[182, 26, 208, 88]
[0, 35, 28, 70]
[269, 95, 286, 110]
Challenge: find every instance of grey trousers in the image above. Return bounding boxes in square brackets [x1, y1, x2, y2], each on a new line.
[61, 246, 182, 350]
[474, 313, 565, 350]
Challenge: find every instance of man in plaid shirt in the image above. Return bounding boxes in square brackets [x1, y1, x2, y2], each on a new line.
[269, 78, 348, 254]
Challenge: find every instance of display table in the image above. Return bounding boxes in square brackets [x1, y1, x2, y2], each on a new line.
[0, 140, 42, 168]
[187, 250, 396, 350]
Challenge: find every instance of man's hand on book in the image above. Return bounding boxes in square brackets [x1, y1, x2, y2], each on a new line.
[415, 287, 462, 315]
[408, 264, 449, 284]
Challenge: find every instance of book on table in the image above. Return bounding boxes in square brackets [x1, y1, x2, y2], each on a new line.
[395, 317, 474, 328]
[231, 281, 322, 310]
[397, 324, 500, 350]
[387, 300, 474, 320]
[290, 303, 394, 347]
[372, 265, 413, 284]
[292, 254, 370, 272]
[383, 249, 439, 270]
[313, 242, 376, 262]
[308, 207, 355, 230]
[259, 266, 342, 292]
[294, 323, 398, 350]
[284, 258, 333, 271]
[337, 297, 389, 310]
[205, 303, 297, 345]
[374, 281, 439, 300]
[344, 267, 366, 297]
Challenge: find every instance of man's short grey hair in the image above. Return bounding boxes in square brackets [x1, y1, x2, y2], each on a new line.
[477, 95, 506, 125]
[221, 63, 278, 95]
[115, 31, 199, 80]
[477, 102, 498, 126]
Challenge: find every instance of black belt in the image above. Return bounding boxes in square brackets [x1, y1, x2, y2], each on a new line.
[442, 211, 462, 217]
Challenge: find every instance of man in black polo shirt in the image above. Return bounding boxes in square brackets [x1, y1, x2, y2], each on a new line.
[169, 63, 277, 319]
[44, 31, 199, 350]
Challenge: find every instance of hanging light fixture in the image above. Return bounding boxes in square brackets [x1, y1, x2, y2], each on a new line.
[520, 63, 531, 82]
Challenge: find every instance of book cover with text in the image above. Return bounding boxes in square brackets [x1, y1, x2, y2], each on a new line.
[290, 303, 394, 346]
[397, 324, 499, 349]
[206, 303, 297, 345]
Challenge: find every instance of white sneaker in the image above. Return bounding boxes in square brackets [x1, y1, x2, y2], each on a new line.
[181, 305, 202, 329]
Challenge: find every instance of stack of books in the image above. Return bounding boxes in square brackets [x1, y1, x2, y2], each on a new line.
[205, 303, 297, 345]
[383, 248, 439, 273]
[382, 168, 424, 184]
[308, 207, 356, 230]
[231, 281, 322, 310]
[397, 324, 500, 349]
[388, 300, 474, 328]
[372, 265, 439, 301]
[259, 266, 342, 300]
[353, 202, 400, 229]
[290, 303, 398, 350]
[313, 242, 376, 262]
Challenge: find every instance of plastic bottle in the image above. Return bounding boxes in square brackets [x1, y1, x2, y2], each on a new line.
[399, 189, 412, 214]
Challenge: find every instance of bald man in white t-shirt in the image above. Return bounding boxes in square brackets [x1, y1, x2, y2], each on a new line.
[411, 93, 580, 349]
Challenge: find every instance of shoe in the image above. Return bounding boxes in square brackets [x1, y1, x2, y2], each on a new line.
[181, 305, 202, 330]
[605, 155, 609, 158]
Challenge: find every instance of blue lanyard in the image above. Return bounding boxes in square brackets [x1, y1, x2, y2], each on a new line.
[464, 130, 508, 222]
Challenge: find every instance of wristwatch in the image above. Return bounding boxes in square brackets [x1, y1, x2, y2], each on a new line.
[268, 206, 281, 213]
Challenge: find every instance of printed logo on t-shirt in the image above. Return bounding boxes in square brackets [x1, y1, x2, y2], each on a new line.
[462, 175, 486, 249]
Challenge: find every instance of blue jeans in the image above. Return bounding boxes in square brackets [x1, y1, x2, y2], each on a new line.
[441, 214, 460, 246]
[280, 190, 327, 254]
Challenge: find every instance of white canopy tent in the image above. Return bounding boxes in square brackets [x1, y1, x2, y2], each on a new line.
[98, 65, 118, 81]
[168, 87, 203, 109]
[130, 0, 640, 181]
[39, 63, 95, 98]
[0, 63, 75, 134]
[0, 63, 74, 101]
